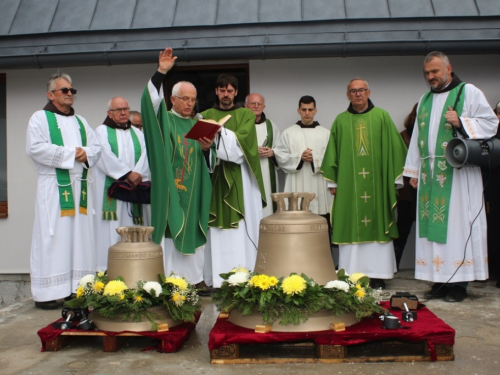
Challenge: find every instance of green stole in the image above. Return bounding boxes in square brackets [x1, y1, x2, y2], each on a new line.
[201, 107, 266, 229]
[101, 127, 143, 224]
[45, 111, 88, 216]
[417, 83, 465, 243]
[265, 119, 277, 212]
[141, 86, 213, 253]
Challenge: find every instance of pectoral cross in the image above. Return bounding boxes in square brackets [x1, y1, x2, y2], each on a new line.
[361, 216, 371, 227]
[359, 168, 370, 179]
[62, 190, 71, 202]
[360, 192, 371, 203]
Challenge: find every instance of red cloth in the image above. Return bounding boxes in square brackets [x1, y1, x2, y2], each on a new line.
[37, 312, 200, 353]
[208, 302, 455, 361]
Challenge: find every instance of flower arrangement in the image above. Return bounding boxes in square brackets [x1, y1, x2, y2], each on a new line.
[66, 271, 200, 331]
[212, 268, 385, 326]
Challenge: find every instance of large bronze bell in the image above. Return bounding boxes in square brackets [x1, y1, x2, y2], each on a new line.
[229, 192, 357, 331]
[255, 192, 337, 284]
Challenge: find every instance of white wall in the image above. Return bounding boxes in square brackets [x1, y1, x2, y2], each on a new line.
[1, 54, 499, 273]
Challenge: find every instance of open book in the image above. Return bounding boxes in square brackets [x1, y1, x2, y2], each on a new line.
[185, 114, 231, 140]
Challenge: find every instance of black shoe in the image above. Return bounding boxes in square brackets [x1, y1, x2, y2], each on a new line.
[444, 285, 468, 302]
[423, 283, 448, 299]
[195, 281, 215, 297]
[369, 278, 386, 289]
[35, 300, 59, 310]
[64, 294, 75, 301]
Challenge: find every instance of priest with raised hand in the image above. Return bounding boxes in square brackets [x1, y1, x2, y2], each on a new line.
[26, 73, 101, 309]
[321, 78, 407, 290]
[141, 48, 215, 293]
[201, 74, 266, 289]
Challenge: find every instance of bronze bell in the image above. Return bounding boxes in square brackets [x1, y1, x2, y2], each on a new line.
[93, 226, 179, 332]
[106, 226, 164, 286]
[254, 192, 338, 285]
[229, 192, 358, 331]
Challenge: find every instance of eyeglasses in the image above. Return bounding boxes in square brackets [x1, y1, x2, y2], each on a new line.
[109, 107, 130, 113]
[52, 87, 77, 95]
[248, 102, 264, 107]
[131, 123, 143, 129]
[175, 96, 196, 104]
[348, 88, 369, 95]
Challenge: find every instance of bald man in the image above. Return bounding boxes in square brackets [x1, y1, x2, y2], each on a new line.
[93, 96, 150, 270]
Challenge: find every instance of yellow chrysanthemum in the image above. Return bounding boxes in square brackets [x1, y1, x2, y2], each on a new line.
[172, 292, 185, 306]
[281, 275, 307, 295]
[103, 280, 128, 296]
[135, 295, 143, 303]
[93, 281, 105, 292]
[166, 277, 188, 291]
[349, 273, 366, 284]
[76, 286, 84, 298]
[96, 271, 105, 277]
[120, 294, 125, 300]
[231, 267, 250, 274]
[355, 287, 366, 299]
[268, 276, 279, 287]
[249, 274, 274, 290]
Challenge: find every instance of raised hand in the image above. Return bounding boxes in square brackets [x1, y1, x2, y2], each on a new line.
[158, 47, 177, 74]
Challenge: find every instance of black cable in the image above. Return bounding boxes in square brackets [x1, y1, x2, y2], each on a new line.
[425, 140, 494, 301]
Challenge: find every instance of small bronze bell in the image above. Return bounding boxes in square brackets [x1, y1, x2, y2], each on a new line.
[254, 192, 337, 285]
[107, 226, 164, 285]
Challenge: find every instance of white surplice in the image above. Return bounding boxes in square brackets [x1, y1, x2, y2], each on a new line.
[26, 110, 101, 302]
[92, 124, 150, 270]
[255, 119, 281, 217]
[403, 83, 498, 282]
[203, 128, 262, 288]
[274, 124, 332, 215]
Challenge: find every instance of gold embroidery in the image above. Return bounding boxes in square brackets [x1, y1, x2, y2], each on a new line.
[433, 255, 445, 272]
[355, 120, 369, 156]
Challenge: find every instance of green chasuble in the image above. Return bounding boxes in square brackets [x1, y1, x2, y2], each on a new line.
[201, 107, 266, 229]
[141, 87, 213, 253]
[320, 106, 407, 244]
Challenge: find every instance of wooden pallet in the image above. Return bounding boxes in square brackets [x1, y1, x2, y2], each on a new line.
[211, 339, 454, 364]
[44, 330, 172, 352]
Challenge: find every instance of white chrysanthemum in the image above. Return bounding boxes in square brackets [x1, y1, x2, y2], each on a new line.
[324, 280, 350, 292]
[79, 274, 95, 288]
[142, 281, 163, 296]
[228, 271, 250, 285]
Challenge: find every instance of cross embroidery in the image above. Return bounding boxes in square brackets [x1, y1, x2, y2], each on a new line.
[359, 168, 370, 179]
[361, 216, 371, 227]
[433, 255, 445, 272]
[360, 192, 371, 203]
[81, 190, 86, 200]
[62, 190, 71, 202]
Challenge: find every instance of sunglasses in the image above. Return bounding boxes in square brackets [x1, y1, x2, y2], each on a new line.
[52, 87, 77, 95]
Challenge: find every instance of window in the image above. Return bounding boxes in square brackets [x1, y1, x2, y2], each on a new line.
[0, 74, 6, 218]
[164, 64, 249, 113]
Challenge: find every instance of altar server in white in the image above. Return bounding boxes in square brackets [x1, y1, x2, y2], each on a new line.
[27, 73, 101, 309]
[274, 95, 332, 217]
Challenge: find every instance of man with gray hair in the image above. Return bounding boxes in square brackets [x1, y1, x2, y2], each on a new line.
[129, 110, 143, 131]
[245, 93, 280, 217]
[321, 78, 407, 289]
[26, 73, 101, 309]
[404, 51, 497, 302]
[92, 97, 150, 270]
[141, 48, 214, 294]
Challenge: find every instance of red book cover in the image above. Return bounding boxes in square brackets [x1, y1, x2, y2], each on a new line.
[185, 114, 231, 140]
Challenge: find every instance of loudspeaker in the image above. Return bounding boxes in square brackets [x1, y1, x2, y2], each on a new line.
[445, 138, 500, 169]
